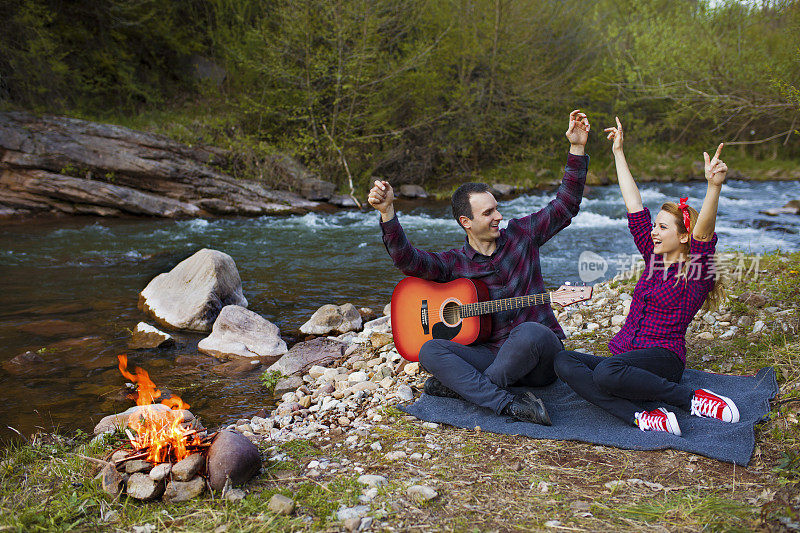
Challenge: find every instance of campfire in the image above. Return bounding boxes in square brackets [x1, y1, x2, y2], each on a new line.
[116, 354, 213, 465]
[94, 355, 262, 502]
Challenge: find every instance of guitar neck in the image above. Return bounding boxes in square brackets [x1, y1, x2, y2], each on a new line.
[460, 292, 551, 317]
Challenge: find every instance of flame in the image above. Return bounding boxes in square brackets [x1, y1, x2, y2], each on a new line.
[117, 354, 200, 463]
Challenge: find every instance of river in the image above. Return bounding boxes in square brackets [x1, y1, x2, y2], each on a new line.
[1, 179, 799, 442]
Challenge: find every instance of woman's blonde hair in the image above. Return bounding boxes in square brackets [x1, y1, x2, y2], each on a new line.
[660, 201, 724, 311]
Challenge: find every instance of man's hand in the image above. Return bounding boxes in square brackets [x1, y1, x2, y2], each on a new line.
[703, 143, 727, 187]
[603, 116, 624, 154]
[566, 109, 590, 155]
[368, 180, 396, 222]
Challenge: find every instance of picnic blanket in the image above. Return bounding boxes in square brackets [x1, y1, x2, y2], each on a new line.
[399, 367, 777, 465]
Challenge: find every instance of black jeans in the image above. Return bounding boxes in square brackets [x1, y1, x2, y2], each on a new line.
[554, 347, 694, 425]
[419, 322, 562, 414]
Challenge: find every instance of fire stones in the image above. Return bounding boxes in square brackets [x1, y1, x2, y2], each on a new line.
[163, 477, 206, 503]
[126, 473, 165, 501]
[171, 454, 204, 481]
[206, 430, 261, 490]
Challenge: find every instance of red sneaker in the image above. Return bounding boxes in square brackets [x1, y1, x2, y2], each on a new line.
[635, 408, 682, 436]
[691, 389, 740, 423]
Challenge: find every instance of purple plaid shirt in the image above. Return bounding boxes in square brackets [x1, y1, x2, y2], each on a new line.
[380, 153, 589, 350]
[609, 208, 717, 363]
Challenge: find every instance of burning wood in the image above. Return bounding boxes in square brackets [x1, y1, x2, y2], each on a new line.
[117, 354, 204, 464]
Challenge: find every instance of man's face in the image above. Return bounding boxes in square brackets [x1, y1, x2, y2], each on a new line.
[461, 191, 503, 241]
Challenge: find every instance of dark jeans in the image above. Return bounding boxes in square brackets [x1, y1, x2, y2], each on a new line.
[554, 347, 694, 425]
[418, 322, 563, 414]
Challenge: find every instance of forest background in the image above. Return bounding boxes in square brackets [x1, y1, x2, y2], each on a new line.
[1, 0, 799, 192]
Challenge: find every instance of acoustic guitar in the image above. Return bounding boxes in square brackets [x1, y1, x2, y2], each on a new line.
[390, 277, 592, 362]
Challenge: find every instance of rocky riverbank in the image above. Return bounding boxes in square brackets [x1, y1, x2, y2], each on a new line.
[3, 250, 798, 531]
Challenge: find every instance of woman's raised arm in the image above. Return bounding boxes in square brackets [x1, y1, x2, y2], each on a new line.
[693, 143, 727, 242]
[604, 117, 644, 214]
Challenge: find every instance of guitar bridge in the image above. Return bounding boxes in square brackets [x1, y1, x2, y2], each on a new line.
[421, 300, 429, 335]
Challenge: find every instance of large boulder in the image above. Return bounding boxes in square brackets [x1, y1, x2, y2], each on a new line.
[266, 337, 347, 376]
[139, 249, 247, 332]
[0, 112, 319, 218]
[397, 184, 427, 198]
[198, 305, 287, 361]
[206, 430, 261, 490]
[300, 303, 362, 335]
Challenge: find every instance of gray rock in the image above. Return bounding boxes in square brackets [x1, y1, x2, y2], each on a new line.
[406, 484, 438, 501]
[489, 183, 515, 196]
[206, 430, 261, 490]
[129, 322, 174, 349]
[126, 473, 165, 501]
[395, 385, 414, 402]
[264, 154, 336, 200]
[163, 476, 206, 502]
[273, 376, 304, 396]
[329, 194, 359, 208]
[171, 454, 204, 481]
[753, 320, 766, 334]
[336, 505, 370, 521]
[343, 517, 361, 531]
[149, 463, 172, 482]
[300, 303, 362, 335]
[357, 474, 388, 488]
[223, 488, 246, 502]
[268, 493, 295, 515]
[100, 463, 123, 496]
[139, 249, 247, 332]
[740, 291, 769, 309]
[125, 460, 153, 474]
[198, 305, 287, 360]
[397, 184, 428, 198]
[266, 337, 347, 376]
[0, 112, 314, 218]
[93, 404, 191, 435]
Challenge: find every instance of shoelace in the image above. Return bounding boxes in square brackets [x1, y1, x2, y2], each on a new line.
[637, 412, 664, 431]
[691, 396, 721, 418]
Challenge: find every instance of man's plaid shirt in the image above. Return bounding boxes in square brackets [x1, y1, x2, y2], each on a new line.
[380, 153, 589, 350]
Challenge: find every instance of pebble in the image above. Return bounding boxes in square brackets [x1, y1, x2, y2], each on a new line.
[337, 505, 370, 521]
[406, 484, 438, 501]
[404, 362, 420, 375]
[385, 451, 407, 461]
[753, 320, 766, 334]
[698, 332, 714, 340]
[357, 474, 388, 488]
[268, 494, 296, 515]
[395, 385, 414, 402]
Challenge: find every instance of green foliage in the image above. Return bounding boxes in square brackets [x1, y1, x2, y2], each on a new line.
[259, 369, 285, 393]
[1, 0, 798, 187]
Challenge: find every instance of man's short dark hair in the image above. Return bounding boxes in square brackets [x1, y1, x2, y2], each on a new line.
[452, 182, 490, 229]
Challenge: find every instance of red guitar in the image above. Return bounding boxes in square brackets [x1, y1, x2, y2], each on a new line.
[390, 277, 592, 362]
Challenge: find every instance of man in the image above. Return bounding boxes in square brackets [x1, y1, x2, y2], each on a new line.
[368, 110, 590, 425]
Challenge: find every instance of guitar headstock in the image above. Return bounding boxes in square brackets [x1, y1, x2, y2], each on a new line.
[551, 284, 593, 307]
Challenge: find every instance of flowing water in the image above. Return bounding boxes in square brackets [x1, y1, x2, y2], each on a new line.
[2, 179, 799, 442]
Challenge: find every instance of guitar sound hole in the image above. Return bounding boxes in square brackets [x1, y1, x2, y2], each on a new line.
[441, 301, 461, 326]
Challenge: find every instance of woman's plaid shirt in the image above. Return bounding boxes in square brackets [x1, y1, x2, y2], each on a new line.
[608, 208, 717, 363]
[380, 153, 589, 350]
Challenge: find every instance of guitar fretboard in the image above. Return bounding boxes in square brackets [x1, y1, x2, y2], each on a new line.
[461, 293, 551, 317]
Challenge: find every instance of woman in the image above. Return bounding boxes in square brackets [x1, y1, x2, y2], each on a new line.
[554, 117, 739, 436]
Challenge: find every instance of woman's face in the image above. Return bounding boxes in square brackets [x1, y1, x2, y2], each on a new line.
[651, 210, 688, 257]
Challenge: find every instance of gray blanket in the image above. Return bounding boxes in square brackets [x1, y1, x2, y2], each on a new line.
[399, 367, 777, 465]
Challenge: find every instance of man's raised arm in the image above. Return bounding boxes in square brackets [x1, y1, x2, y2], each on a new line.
[528, 110, 590, 246]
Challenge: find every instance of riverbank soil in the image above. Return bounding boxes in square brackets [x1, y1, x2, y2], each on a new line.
[1, 252, 798, 531]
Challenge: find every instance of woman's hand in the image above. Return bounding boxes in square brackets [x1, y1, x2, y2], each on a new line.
[704, 143, 727, 187]
[603, 116, 624, 154]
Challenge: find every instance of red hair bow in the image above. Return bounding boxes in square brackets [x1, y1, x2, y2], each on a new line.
[678, 197, 691, 233]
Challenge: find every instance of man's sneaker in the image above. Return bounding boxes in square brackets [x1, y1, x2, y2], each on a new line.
[423, 377, 460, 399]
[634, 408, 682, 436]
[691, 389, 740, 423]
[502, 392, 552, 426]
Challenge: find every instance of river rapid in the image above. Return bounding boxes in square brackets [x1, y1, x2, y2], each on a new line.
[1, 179, 799, 442]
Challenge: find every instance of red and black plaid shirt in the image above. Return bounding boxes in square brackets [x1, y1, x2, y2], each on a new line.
[609, 208, 717, 363]
[380, 153, 588, 350]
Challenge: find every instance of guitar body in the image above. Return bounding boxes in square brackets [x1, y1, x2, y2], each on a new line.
[391, 277, 492, 362]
